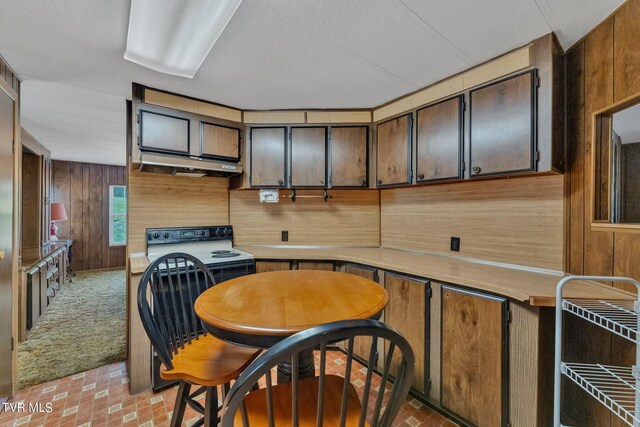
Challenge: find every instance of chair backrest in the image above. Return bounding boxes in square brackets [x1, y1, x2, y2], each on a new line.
[137, 252, 217, 370]
[222, 319, 415, 427]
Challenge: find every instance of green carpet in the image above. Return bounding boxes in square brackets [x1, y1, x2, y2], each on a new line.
[18, 269, 127, 389]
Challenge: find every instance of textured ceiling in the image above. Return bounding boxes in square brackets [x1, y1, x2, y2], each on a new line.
[0, 0, 625, 165]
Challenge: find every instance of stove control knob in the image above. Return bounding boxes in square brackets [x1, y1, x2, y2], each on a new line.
[152, 232, 160, 239]
[162, 232, 169, 239]
[197, 230, 205, 237]
[224, 228, 231, 236]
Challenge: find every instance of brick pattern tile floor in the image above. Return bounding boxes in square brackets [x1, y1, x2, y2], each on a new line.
[0, 351, 460, 427]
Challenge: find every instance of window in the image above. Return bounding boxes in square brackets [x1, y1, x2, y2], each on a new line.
[109, 185, 127, 246]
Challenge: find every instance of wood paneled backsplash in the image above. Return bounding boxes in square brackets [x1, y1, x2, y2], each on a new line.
[230, 190, 380, 247]
[381, 175, 565, 271]
[51, 160, 126, 271]
[127, 170, 229, 254]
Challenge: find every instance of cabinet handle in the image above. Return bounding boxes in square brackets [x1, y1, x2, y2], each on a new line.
[472, 166, 481, 174]
[320, 180, 324, 185]
[361, 178, 367, 186]
[417, 173, 425, 180]
[277, 179, 284, 186]
[376, 179, 382, 186]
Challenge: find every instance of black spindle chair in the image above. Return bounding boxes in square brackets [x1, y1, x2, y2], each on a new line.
[138, 253, 260, 427]
[221, 319, 415, 427]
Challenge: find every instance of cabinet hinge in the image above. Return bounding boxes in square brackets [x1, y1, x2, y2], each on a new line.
[11, 337, 14, 351]
[506, 310, 513, 324]
[136, 113, 140, 124]
[462, 160, 466, 172]
[537, 75, 541, 88]
[373, 271, 380, 283]
[536, 150, 540, 162]
[427, 378, 432, 390]
[427, 287, 433, 299]
[462, 101, 466, 112]
[12, 139, 15, 153]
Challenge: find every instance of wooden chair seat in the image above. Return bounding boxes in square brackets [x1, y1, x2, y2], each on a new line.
[160, 334, 260, 387]
[235, 375, 367, 426]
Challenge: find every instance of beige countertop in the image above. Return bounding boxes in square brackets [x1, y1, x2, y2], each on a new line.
[20, 240, 72, 272]
[129, 246, 635, 307]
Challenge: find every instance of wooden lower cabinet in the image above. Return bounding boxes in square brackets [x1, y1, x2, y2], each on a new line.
[344, 264, 380, 363]
[255, 261, 291, 273]
[441, 286, 508, 427]
[384, 272, 428, 394]
[19, 245, 69, 341]
[297, 261, 334, 271]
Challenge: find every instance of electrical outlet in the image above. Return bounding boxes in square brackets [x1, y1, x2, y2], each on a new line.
[281, 230, 288, 242]
[450, 236, 460, 252]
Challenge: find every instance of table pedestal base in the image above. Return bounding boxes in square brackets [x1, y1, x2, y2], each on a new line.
[277, 348, 315, 383]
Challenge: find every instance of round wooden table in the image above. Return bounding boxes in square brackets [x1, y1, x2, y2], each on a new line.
[194, 270, 388, 380]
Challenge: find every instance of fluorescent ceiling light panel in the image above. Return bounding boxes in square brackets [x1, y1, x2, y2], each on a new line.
[124, 0, 243, 78]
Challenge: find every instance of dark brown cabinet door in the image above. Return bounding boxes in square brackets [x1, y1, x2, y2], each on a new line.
[345, 264, 379, 363]
[416, 96, 463, 182]
[200, 122, 240, 162]
[290, 127, 327, 187]
[330, 126, 368, 187]
[139, 110, 190, 155]
[384, 273, 427, 393]
[469, 70, 536, 177]
[376, 114, 412, 187]
[441, 286, 507, 426]
[250, 127, 287, 187]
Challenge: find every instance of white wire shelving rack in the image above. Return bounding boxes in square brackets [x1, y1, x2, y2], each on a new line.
[554, 276, 640, 427]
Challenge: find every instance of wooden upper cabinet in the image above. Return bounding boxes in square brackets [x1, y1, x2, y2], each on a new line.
[250, 127, 287, 188]
[384, 273, 427, 393]
[330, 126, 368, 188]
[416, 96, 463, 182]
[441, 286, 507, 426]
[469, 70, 536, 177]
[139, 110, 190, 155]
[290, 127, 327, 187]
[376, 114, 412, 187]
[200, 122, 240, 162]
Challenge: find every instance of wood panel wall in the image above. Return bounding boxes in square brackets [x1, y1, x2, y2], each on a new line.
[229, 190, 380, 247]
[563, 0, 640, 425]
[381, 175, 565, 270]
[51, 160, 126, 271]
[566, 0, 640, 285]
[127, 170, 230, 253]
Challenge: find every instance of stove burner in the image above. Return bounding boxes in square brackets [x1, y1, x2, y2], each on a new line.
[211, 250, 241, 258]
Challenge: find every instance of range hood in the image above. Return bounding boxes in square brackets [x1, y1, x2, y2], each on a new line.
[137, 152, 242, 177]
